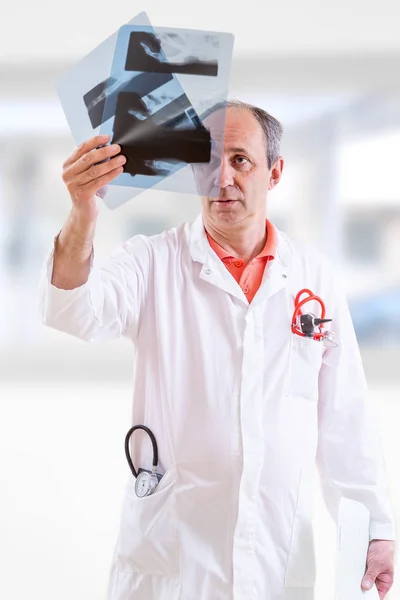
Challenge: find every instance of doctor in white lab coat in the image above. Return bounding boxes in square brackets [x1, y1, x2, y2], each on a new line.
[39, 100, 395, 600]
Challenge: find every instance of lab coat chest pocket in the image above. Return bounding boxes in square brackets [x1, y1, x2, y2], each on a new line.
[286, 335, 324, 400]
[116, 465, 180, 578]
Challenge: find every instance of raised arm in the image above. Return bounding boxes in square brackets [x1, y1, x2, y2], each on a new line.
[52, 134, 125, 290]
[38, 135, 150, 343]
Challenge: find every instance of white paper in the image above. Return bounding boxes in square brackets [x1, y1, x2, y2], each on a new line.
[335, 497, 380, 600]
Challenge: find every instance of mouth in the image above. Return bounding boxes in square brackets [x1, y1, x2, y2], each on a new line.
[210, 198, 241, 211]
[212, 198, 240, 204]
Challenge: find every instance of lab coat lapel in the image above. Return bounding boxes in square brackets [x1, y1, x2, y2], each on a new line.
[188, 214, 252, 303]
[251, 230, 292, 307]
[199, 260, 248, 301]
[188, 215, 292, 305]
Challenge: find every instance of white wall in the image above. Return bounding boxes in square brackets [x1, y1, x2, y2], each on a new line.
[2, 0, 400, 64]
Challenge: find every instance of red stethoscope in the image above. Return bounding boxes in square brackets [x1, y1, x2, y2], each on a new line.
[291, 288, 338, 346]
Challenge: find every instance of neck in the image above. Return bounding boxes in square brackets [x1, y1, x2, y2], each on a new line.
[204, 218, 267, 263]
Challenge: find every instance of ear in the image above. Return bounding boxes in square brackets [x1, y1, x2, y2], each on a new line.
[268, 157, 284, 190]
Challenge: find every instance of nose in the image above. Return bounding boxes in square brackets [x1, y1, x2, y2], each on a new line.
[213, 157, 234, 188]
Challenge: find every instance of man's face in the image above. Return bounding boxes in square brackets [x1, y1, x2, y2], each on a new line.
[195, 107, 281, 230]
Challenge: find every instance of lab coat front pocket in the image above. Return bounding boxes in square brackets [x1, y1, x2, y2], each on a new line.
[111, 570, 181, 600]
[116, 464, 180, 578]
[285, 468, 316, 587]
[286, 335, 324, 400]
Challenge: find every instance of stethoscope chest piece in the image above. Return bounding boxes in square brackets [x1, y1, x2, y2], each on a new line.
[292, 288, 338, 347]
[135, 469, 160, 498]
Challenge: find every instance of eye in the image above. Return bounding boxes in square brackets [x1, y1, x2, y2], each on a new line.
[233, 155, 250, 167]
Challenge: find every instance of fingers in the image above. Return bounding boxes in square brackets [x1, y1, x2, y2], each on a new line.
[73, 152, 127, 187]
[77, 165, 125, 200]
[63, 134, 111, 168]
[62, 135, 127, 200]
[361, 576, 375, 590]
[65, 142, 123, 179]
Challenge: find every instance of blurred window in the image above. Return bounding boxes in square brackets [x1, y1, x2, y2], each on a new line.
[343, 213, 381, 264]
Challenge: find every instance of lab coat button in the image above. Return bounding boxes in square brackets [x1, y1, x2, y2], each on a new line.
[282, 273, 287, 278]
[205, 269, 211, 275]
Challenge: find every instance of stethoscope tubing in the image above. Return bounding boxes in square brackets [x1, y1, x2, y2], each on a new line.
[124, 424, 159, 479]
[291, 288, 327, 339]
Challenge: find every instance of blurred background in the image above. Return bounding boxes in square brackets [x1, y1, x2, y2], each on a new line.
[1, 1, 400, 598]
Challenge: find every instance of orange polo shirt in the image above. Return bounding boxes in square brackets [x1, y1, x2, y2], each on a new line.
[206, 220, 278, 303]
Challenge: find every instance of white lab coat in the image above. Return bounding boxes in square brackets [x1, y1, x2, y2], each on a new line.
[38, 214, 395, 600]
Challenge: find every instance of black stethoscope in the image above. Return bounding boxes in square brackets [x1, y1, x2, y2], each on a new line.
[124, 425, 162, 497]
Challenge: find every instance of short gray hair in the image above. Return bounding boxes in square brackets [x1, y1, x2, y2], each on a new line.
[200, 99, 283, 169]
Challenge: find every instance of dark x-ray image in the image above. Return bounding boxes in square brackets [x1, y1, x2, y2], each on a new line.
[112, 91, 211, 176]
[125, 31, 219, 76]
[83, 72, 173, 130]
[95, 25, 221, 184]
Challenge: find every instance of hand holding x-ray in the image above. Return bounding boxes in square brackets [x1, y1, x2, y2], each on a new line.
[61, 134, 125, 219]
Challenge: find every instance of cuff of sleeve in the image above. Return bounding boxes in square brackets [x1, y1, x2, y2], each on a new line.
[39, 232, 102, 325]
[369, 522, 397, 542]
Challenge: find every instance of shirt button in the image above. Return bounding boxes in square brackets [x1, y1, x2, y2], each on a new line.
[243, 287, 249, 294]
[234, 260, 242, 268]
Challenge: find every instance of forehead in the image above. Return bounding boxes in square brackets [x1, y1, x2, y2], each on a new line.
[203, 106, 266, 154]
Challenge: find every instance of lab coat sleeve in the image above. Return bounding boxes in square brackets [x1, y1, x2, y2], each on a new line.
[38, 233, 151, 343]
[316, 266, 396, 542]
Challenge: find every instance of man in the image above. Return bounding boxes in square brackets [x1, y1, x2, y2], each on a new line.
[39, 100, 395, 600]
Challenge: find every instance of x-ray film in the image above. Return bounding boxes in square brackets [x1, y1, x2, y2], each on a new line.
[57, 12, 234, 210]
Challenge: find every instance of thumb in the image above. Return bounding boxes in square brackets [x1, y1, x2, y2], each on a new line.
[361, 573, 375, 590]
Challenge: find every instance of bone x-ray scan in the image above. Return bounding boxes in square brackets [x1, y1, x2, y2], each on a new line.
[57, 12, 234, 209]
